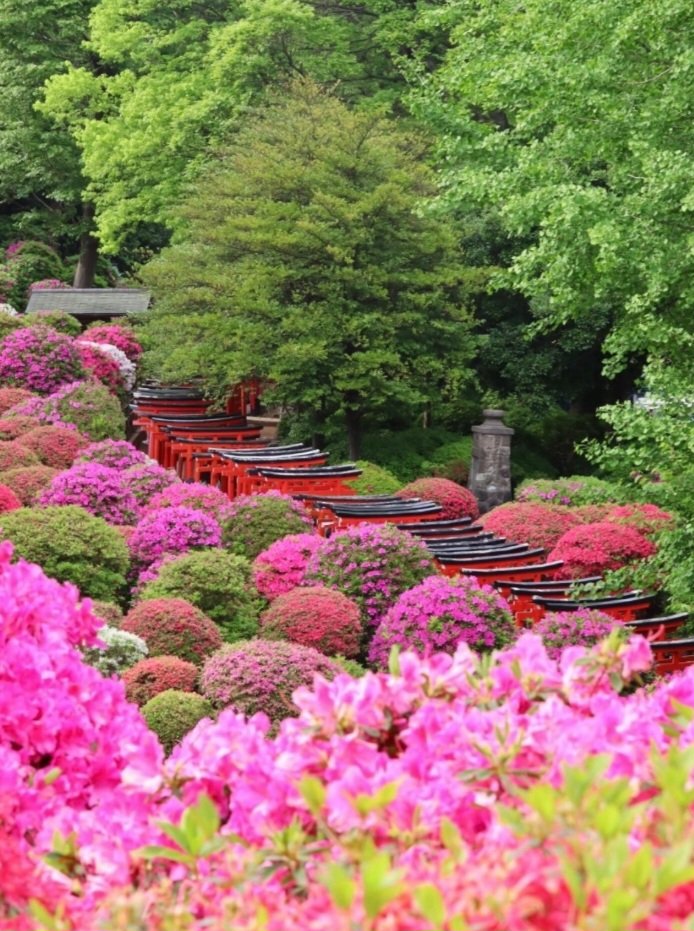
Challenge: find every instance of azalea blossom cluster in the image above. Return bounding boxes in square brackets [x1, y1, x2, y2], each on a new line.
[76, 341, 127, 394]
[252, 532, 325, 600]
[146, 481, 235, 524]
[6, 379, 125, 439]
[128, 505, 223, 572]
[534, 608, 619, 659]
[80, 324, 143, 362]
[480, 501, 581, 550]
[549, 520, 657, 579]
[0, 325, 84, 394]
[40, 461, 141, 525]
[397, 476, 480, 520]
[78, 438, 148, 470]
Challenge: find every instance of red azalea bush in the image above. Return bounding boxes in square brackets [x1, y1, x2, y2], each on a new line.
[480, 502, 582, 550]
[21, 425, 88, 469]
[396, 476, 480, 520]
[549, 521, 657, 579]
[0, 483, 21, 512]
[369, 574, 516, 668]
[0, 415, 42, 439]
[122, 655, 199, 706]
[0, 465, 59, 504]
[76, 342, 125, 394]
[260, 586, 362, 657]
[201, 639, 338, 729]
[121, 598, 222, 666]
[81, 323, 143, 362]
[146, 482, 234, 524]
[0, 441, 39, 471]
[535, 609, 620, 659]
[0, 387, 35, 413]
[603, 503, 675, 537]
[252, 532, 325, 601]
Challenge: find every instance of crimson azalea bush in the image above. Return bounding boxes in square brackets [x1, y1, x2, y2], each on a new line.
[21, 425, 88, 469]
[0, 415, 42, 439]
[129, 505, 222, 572]
[77, 439, 147, 470]
[201, 639, 339, 730]
[260, 586, 362, 657]
[0, 441, 38, 471]
[369, 574, 516, 668]
[604, 503, 675, 537]
[121, 598, 222, 665]
[480, 501, 582, 550]
[122, 655, 199, 706]
[138, 549, 260, 640]
[0, 325, 84, 394]
[397, 476, 480, 520]
[549, 521, 657, 579]
[6, 379, 126, 439]
[0, 464, 59, 504]
[146, 481, 234, 524]
[221, 491, 314, 559]
[0, 483, 21, 512]
[76, 342, 126, 394]
[141, 689, 212, 755]
[123, 461, 179, 506]
[81, 323, 143, 362]
[305, 523, 435, 627]
[40, 462, 141, 525]
[252, 532, 325, 601]
[535, 609, 619, 660]
[0, 387, 34, 413]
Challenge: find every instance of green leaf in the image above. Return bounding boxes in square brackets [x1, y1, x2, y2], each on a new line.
[413, 882, 446, 926]
[322, 862, 356, 910]
[136, 844, 194, 865]
[298, 776, 326, 816]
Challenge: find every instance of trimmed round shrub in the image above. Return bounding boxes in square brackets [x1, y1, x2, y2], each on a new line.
[122, 598, 222, 665]
[0, 387, 35, 414]
[396, 477, 480, 520]
[0, 483, 21, 512]
[40, 462, 140, 525]
[252, 533, 324, 601]
[535, 609, 620, 660]
[0, 325, 84, 394]
[76, 342, 125, 394]
[346, 461, 402, 496]
[306, 523, 435, 627]
[603, 503, 675, 537]
[146, 482, 234, 523]
[480, 502, 582, 550]
[82, 627, 148, 676]
[260, 586, 362, 657]
[78, 439, 147, 470]
[23, 309, 81, 336]
[0, 415, 42, 439]
[123, 462, 179, 506]
[0, 441, 39, 471]
[91, 599, 124, 626]
[0, 504, 129, 601]
[138, 549, 260, 640]
[81, 323, 143, 362]
[369, 575, 516, 668]
[142, 690, 212, 755]
[129, 506, 222, 571]
[221, 491, 314, 559]
[7, 380, 126, 440]
[572, 504, 613, 524]
[516, 476, 632, 507]
[123, 656, 199, 706]
[0, 313, 24, 339]
[201, 639, 338, 730]
[0, 465, 59, 504]
[549, 521, 657, 579]
[21, 425, 88, 469]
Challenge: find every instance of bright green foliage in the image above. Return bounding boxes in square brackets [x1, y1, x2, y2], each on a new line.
[0, 504, 129, 601]
[140, 82, 475, 457]
[346, 461, 402, 497]
[416, 0, 693, 376]
[142, 689, 213, 755]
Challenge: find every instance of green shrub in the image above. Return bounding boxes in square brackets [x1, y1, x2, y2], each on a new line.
[421, 438, 474, 484]
[91, 600, 124, 626]
[516, 476, 637, 507]
[333, 655, 367, 677]
[82, 627, 148, 676]
[221, 492, 313, 559]
[22, 310, 82, 337]
[346, 461, 401, 496]
[138, 549, 261, 640]
[0, 505, 130, 601]
[51, 381, 126, 440]
[142, 689, 213, 754]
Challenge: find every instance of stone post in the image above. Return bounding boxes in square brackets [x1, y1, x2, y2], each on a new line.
[468, 409, 514, 514]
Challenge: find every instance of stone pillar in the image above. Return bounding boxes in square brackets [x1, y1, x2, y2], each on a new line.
[468, 409, 514, 514]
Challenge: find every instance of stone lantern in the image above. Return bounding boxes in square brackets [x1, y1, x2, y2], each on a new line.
[468, 409, 514, 514]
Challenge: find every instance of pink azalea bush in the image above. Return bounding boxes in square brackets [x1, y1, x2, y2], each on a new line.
[252, 532, 325, 600]
[260, 585, 362, 657]
[306, 522, 434, 627]
[6, 379, 125, 439]
[0, 464, 59, 505]
[39, 462, 140, 525]
[28, 277, 69, 291]
[80, 340, 136, 390]
[77, 438, 147, 470]
[76, 341, 125, 394]
[123, 461, 179, 505]
[397, 476, 480, 520]
[369, 574, 516, 668]
[128, 505, 222, 571]
[81, 323, 143, 362]
[535, 609, 620, 659]
[21, 424, 88, 469]
[0, 440, 38, 471]
[549, 521, 657, 579]
[0, 325, 84, 394]
[0, 386, 34, 413]
[146, 481, 235, 524]
[0, 415, 42, 439]
[480, 501, 581, 550]
[604, 502, 675, 537]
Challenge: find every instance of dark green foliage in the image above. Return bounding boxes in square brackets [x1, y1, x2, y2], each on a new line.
[0, 504, 129, 601]
[142, 689, 213, 755]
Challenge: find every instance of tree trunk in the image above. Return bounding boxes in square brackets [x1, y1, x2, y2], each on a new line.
[72, 203, 98, 288]
[345, 408, 362, 461]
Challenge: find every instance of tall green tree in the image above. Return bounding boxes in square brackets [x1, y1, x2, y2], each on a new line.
[140, 82, 476, 458]
[413, 0, 693, 379]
